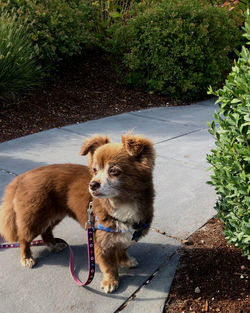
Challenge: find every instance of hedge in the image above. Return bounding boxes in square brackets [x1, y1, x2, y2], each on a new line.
[207, 10, 250, 258]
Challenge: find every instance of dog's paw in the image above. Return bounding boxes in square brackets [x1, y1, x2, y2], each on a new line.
[48, 242, 67, 252]
[20, 257, 36, 268]
[119, 256, 138, 269]
[101, 278, 119, 293]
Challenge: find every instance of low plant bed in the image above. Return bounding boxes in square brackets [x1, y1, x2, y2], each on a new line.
[0, 53, 188, 143]
[165, 217, 249, 313]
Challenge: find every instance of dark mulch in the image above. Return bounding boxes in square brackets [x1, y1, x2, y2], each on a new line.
[0, 54, 249, 313]
[165, 218, 249, 313]
[0, 53, 186, 143]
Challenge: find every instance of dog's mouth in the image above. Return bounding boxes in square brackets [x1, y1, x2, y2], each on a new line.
[90, 190, 106, 198]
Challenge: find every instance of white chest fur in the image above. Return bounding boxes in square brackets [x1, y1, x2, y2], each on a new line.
[110, 201, 140, 224]
[109, 200, 141, 247]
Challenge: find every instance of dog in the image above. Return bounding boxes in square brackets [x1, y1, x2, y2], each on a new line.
[0, 133, 155, 293]
[0, 163, 92, 268]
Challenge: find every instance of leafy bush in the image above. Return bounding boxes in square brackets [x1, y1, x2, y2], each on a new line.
[0, 10, 40, 99]
[207, 10, 250, 258]
[1, 0, 99, 72]
[206, 0, 249, 12]
[109, 0, 242, 99]
[93, 0, 160, 46]
[92, 0, 134, 27]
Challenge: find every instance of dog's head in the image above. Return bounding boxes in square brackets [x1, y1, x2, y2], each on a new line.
[80, 133, 155, 199]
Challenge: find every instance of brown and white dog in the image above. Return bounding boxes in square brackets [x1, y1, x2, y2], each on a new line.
[0, 133, 155, 293]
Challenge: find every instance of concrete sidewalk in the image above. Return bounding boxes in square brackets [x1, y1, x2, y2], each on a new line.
[0, 99, 217, 313]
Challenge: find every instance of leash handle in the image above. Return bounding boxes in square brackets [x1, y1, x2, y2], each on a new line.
[68, 227, 95, 286]
[0, 229, 95, 286]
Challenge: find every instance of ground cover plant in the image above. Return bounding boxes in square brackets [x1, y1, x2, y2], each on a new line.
[0, 0, 98, 73]
[0, 9, 40, 99]
[207, 10, 250, 258]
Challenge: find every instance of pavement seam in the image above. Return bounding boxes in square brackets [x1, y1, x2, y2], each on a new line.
[56, 127, 88, 137]
[112, 226, 184, 313]
[154, 127, 207, 145]
[128, 112, 209, 129]
[0, 168, 18, 177]
[113, 250, 178, 313]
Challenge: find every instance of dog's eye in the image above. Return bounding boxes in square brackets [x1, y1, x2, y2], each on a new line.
[109, 167, 121, 177]
[93, 168, 97, 174]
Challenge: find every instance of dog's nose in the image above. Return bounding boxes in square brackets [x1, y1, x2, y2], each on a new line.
[90, 181, 100, 191]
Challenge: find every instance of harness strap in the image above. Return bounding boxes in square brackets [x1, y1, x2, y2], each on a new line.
[131, 222, 149, 241]
[94, 216, 149, 241]
[93, 216, 122, 233]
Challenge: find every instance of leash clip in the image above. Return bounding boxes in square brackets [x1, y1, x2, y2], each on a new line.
[85, 201, 93, 230]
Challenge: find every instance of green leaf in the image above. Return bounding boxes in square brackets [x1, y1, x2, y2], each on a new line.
[231, 98, 241, 104]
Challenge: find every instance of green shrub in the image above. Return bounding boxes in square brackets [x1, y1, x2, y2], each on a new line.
[207, 10, 250, 259]
[109, 0, 242, 99]
[1, 0, 99, 72]
[0, 10, 40, 99]
[91, 0, 136, 45]
[206, 0, 249, 12]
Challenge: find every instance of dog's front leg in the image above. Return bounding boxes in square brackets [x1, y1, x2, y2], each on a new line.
[95, 245, 119, 293]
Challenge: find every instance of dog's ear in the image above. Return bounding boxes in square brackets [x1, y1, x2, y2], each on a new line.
[80, 135, 110, 166]
[122, 132, 155, 167]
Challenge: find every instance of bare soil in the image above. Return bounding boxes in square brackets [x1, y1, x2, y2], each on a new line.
[0, 53, 185, 143]
[0, 54, 249, 313]
[165, 218, 249, 313]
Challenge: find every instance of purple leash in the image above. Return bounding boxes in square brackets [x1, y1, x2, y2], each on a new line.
[0, 202, 95, 286]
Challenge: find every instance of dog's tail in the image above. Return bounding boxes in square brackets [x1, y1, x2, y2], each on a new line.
[0, 177, 19, 242]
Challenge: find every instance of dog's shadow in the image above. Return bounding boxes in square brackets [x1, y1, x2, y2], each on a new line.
[33, 241, 178, 296]
[34, 243, 90, 270]
[34, 241, 173, 272]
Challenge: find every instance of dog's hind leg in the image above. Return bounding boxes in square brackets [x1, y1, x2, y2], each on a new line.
[41, 225, 67, 252]
[19, 239, 35, 268]
[17, 218, 36, 268]
[117, 249, 138, 269]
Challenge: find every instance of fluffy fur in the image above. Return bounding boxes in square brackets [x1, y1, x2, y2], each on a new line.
[0, 133, 155, 293]
[0, 164, 91, 268]
[80, 133, 155, 292]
